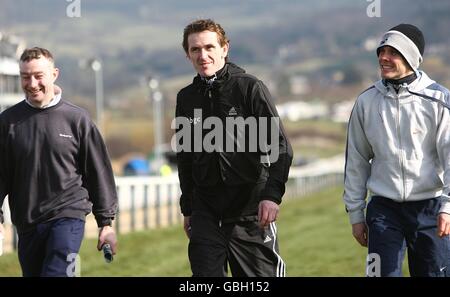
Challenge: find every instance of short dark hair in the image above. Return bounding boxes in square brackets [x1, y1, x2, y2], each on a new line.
[20, 47, 55, 64]
[182, 19, 229, 54]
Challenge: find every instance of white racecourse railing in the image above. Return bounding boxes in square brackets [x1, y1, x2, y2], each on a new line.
[1, 155, 344, 253]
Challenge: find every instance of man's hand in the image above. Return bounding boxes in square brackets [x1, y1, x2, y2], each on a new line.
[258, 200, 279, 228]
[183, 216, 191, 239]
[437, 212, 450, 238]
[352, 222, 368, 247]
[97, 225, 117, 255]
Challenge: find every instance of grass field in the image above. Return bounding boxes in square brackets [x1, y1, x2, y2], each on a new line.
[284, 119, 347, 160]
[0, 186, 371, 277]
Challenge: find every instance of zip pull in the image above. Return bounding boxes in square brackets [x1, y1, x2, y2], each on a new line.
[208, 89, 214, 114]
[219, 220, 222, 227]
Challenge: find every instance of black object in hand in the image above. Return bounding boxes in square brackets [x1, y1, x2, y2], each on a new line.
[102, 243, 113, 263]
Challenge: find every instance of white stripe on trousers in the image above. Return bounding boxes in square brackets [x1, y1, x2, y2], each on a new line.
[269, 222, 286, 277]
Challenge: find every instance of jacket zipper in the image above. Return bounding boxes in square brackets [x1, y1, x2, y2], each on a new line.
[208, 87, 223, 226]
[395, 96, 406, 200]
[208, 89, 214, 114]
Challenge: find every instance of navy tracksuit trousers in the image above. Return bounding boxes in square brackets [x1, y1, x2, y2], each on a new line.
[366, 196, 450, 277]
[18, 218, 85, 277]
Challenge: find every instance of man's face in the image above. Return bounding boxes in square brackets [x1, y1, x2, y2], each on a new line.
[378, 46, 413, 80]
[20, 56, 59, 107]
[186, 30, 229, 77]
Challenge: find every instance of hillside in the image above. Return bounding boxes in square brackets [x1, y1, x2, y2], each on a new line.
[2, 0, 450, 161]
[2, 0, 449, 98]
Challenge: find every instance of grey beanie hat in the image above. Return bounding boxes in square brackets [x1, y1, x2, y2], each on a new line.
[376, 24, 425, 70]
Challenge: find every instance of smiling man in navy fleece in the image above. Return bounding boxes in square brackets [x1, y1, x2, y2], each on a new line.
[0, 47, 118, 276]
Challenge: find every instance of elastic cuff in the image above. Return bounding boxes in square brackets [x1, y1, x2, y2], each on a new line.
[439, 199, 450, 215]
[349, 210, 365, 225]
[96, 217, 113, 228]
[259, 188, 282, 204]
[259, 196, 281, 205]
[180, 204, 192, 216]
[182, 209, 192, 216]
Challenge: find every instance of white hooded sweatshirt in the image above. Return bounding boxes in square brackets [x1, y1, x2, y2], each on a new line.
[343, 71, 450, 224]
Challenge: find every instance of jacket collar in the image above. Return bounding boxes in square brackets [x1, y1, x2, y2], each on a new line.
[374, 70, 435, 98]
[192, 62, 245, 88]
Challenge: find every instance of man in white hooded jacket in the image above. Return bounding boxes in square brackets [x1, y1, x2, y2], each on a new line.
[343, 24, 450, 277]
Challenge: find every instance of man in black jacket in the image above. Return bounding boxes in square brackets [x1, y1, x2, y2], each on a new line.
[174, 19, 293, 276]
[0, 47, 118, 276]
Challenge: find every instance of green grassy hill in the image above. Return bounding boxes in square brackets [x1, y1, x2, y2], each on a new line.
[0, 186, 371, 276]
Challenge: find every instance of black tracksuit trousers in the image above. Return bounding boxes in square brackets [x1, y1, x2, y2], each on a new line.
[188, 183, 285, 277]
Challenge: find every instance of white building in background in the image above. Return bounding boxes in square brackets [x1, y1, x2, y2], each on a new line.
[0, 32, 25, 112]
[276, 100, 329, 122]
[290, 75, 310, 95]
[330, 100, 355, 123]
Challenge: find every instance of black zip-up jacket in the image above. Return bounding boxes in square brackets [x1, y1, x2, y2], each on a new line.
[175, 63, 293, 216]
[0, 100, 118, 233]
